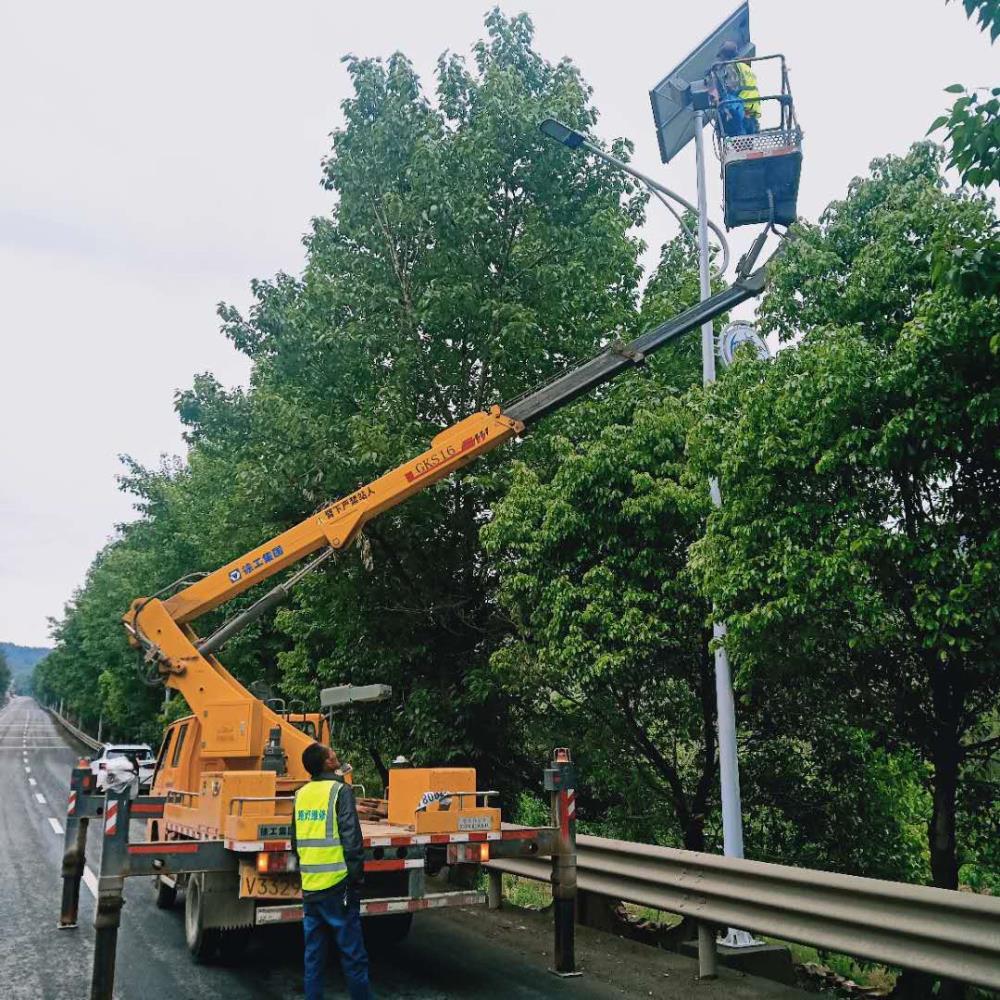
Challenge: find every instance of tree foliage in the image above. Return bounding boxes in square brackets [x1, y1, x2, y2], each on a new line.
[482, 230, 716, 848]
[484, 230, 933, 878]
[36, 13, 998, 901]
[930, 0, 1000, 303]
[0, 649, 10, 701]
[691, 145, 1000, 889]
[947, 0, 1000, 40]
[37, 10, 646, 790]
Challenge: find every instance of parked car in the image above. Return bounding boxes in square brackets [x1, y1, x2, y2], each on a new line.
[91, 744, 156, 792]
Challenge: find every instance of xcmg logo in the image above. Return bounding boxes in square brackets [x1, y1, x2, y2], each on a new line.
[228, 545, 285, 583]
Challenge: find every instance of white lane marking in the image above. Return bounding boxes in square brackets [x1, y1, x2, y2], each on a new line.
[28, 777, 37, 786]
[48, 817, 63, 835]
[24, 766, 30, 773]
[82, 867, 98, 897]
[0, 746, 68, 751]
[34, 792, 46, 805]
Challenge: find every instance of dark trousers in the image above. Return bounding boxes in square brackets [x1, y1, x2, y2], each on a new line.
[303, 888, 371, 1000]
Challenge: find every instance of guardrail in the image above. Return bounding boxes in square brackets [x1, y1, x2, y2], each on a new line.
[489, 835, 1000, 991]
[48, 706, 102, 752]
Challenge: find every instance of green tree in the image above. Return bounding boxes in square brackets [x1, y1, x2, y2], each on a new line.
[690, 145, 1000, 892]
[484, 385, 717, 848]
[0, 649, 11, 701]
[930, 1, 1000, 302]
[479, 225, 717, 847]
[484, 231, 931, 876]
[206, 10, 647, 789]
[42, 10, 648, 784]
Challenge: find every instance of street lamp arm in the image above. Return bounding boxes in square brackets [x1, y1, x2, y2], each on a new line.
[539, 118, 731, 275]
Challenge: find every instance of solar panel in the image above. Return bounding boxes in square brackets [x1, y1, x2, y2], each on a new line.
[648, 2, 754, 163]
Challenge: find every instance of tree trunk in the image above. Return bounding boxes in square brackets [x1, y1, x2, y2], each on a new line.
[929, 741, 960, 891]
[682, 817, 706, 853]
[895, 723, 965, 999]
[368, 745, 390, 794]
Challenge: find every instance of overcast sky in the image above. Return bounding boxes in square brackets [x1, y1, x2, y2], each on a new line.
[0, 1, 994, 647]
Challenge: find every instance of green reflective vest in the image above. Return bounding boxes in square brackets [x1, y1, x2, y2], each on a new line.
[294, 779, 348, 892]
[735, 62, 761, 118]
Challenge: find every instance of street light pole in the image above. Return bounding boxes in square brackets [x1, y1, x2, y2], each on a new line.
[693, 108, 745, 860]
[693, 106, 755, 949]
[539, 115, 754, 944]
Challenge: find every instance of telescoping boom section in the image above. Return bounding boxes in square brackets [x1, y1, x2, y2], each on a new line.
[124, 264, 768, 781]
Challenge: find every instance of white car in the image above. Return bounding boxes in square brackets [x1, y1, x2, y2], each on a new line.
[91, 744, 156, 792]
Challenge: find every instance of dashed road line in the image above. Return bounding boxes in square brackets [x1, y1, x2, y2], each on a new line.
[0, 745, 69, 750]
[28, 777, 37, 786]
[34, 792, 46, 805]
[48, 817, 63, 835]
[82, 867, 98, 897]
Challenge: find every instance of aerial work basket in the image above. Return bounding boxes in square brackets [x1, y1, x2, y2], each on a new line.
[710, 54, 802, 229]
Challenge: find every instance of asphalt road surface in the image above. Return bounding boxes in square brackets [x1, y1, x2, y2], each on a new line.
[0, 696, 810, 999]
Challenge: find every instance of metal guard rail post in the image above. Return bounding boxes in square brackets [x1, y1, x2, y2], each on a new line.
[488, 836, 1000, 991]
[545, 748, 579, 977]
[48, 707, 102, 752]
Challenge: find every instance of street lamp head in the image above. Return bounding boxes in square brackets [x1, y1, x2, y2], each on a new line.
[539, 117, 586, 149]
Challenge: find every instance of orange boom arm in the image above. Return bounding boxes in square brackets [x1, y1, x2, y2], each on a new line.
[123, 406, 522, 768]
[161, 406, 520, 625]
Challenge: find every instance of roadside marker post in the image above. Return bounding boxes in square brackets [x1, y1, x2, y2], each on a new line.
[59, 761, 95, 929]
[546, 748, 579, 977]
[90, 787, 130, 1000]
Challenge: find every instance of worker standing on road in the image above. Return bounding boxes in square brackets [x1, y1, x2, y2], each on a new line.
[293, 742, 371, 1000]
[717, 40, 761, 133]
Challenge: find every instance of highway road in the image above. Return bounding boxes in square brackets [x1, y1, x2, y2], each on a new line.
[0, 697, 810, 999]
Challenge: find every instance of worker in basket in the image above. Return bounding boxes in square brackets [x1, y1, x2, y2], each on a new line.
[716, 40, 761, 135]
[292, 742, 371, 1000]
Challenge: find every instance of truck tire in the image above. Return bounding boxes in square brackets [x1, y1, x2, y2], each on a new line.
[185, 874, 220, 962]
[154, 875, 177, 910]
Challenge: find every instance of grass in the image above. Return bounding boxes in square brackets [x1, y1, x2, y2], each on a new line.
[501, 873, 552, 910]
[621, 903, 682, 929]
[762, 937, 897, 994]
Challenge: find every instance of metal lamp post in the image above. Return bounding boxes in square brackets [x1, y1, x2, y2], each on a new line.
[540, 115, 756, 948]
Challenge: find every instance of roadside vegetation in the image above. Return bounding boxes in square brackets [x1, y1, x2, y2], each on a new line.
[35, 1, 997, 955]
[0, 649, 11, 702]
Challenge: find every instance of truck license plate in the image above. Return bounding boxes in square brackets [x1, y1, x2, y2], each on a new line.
[457, 816, 492, 831]
[239, 863, 302, 900]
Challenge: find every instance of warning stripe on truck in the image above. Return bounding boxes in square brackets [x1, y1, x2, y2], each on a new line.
[363, 828, 538, 848]
[364, 858, 424, 872]
[227, 827, 544, 853]
[255, 890, 486, 926]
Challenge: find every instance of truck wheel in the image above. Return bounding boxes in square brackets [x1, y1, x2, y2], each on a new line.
[364, 912, 413, 951]
[185, 874, 220, 962]
[154, 876, 177, 910]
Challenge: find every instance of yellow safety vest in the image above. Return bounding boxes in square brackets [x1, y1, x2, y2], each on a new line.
[294, 779, 348, 892]
[736, 62, 761, 119]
